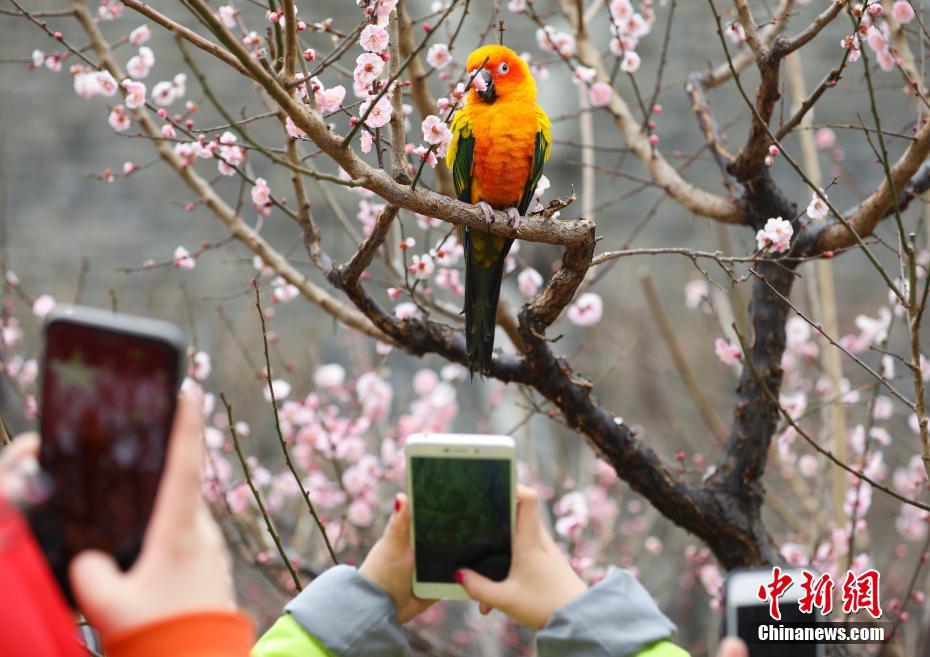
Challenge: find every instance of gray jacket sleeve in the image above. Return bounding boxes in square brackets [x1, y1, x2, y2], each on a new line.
[284, 565, 407, 657]
[536, 570, 677, 657]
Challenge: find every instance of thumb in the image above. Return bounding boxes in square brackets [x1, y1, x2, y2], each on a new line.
[457, 568, 508, 609]
[717, 637, 749, 657]
[69, 550, 127, 627]
[382, 493, 411, 545]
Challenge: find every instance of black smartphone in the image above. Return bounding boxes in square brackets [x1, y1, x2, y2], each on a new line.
[27, 305, 185, 604]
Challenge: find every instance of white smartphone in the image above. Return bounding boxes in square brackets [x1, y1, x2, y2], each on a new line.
[405, 433, 516, 600]
[725, 567, 825, 657]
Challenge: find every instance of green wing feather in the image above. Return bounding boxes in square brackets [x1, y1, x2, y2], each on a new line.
[517, 106, 552, 215]
[447, 111, 474, 203]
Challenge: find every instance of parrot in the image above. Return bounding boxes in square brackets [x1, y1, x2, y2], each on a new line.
[445, 44, 551, 376]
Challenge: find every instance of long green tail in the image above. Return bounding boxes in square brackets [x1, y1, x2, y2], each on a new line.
[463, 227, 513, 376]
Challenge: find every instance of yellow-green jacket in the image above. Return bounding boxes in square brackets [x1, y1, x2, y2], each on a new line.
[252, 566, 690, 657]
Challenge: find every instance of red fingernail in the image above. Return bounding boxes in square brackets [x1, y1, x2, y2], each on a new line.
[454, 570, 464, 584]
[394, 495, 401, 513]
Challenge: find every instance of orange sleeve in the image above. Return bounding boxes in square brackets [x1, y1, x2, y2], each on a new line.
[104, 611, 254, 657]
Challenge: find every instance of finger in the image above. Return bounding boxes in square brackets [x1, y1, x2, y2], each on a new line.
[69, 550, 127, 628]
[514, 485, 545, 547]
[456, 568, 507, 609]
[0, 433, 40, 464]
[383, 492, 411, 545]
[148, 390, 205, 533]
[479, 602, 494, 615]
[717, 637, 749, 657]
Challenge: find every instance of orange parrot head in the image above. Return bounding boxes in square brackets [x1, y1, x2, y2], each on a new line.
[465, 45, 536, 105]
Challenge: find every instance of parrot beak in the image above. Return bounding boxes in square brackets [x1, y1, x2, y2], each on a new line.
[473, 68, 496, 103]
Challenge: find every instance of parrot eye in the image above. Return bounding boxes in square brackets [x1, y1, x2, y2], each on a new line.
[497, 62, 509, 75]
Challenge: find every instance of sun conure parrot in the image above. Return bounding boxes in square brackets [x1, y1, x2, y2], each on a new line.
[446, 44, 551, 376]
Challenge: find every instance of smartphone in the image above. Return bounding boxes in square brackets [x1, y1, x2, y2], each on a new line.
[28, 305, 185, 604]
[405, 433, 516, 600]
[725, 567, 825, 657]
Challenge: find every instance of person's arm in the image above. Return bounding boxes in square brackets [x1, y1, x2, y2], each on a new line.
[253, 494, 433, 657]
[536, 570, 689, 657]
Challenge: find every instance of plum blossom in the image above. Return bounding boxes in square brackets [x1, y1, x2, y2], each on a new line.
[360, 130, 374, 153]
[714, 337, 742, 366]
[374, 0, 398, 22]
[426, 44, 452, 70]
[32, 295, 55, 317]
[318, 85, 346, 113]
[806, 190, 829, 220]
[121, 79, 146, 109]
[173, 246, 196, 270]
[271, 277, 299, 303]
[31, 50, 45, 68]
[755, 216, 793, 253]
[108, 105, 131, 132]
[408, 254, 435, 280]
[360, 24, 389, 53]
[394, 302, 418, 319]
[314, 364, 346, 388]
[95, 71, 118, 97]
[567, 292, 604, 326]
[507, 0, 526, 12]
[620, 51, 641, 73]
[815, 127, 836, 150]
[286, 116, 307, 139]
[357, 372, 392, 421]
[44, 55, 62, 73]
[251, 177, 272, 207]
[190, 351, 211, 381]
[354, 53, 384, 85]
[359, 94, 393, 128]
[535, 26, 575, 56]
[588, 82, 613, 107]
[126, 46, 154, 79]
[129, 24, 151, 46]
[891, 1, 916, 23]
[421, 115, 452, 155]
[264, 379, 292, 401]
[347, 499, 374, 527]
[610, 0, 633, 20]
[218, 5, 237, 28]
[151, 80, 176, 106]
[217, 132, 245, 175]
[684, 279, 708, 309]
[518, 267, 543, 298]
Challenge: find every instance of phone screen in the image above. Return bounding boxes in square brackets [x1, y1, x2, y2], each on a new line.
[411, 456, 511, 583]
[736, 604, 820, 657]
[29, 318, 181, 603]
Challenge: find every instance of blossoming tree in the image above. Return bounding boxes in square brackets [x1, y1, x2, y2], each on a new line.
[3, 0, 930, 653]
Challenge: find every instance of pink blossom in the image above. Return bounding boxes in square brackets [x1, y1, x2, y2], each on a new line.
[413, 369, 439, 396]
[360, 94, 393, 128]
[374, 0, 398, 21]
[798, 454, 819, 478]
[806, 191, 829, 220]
[217, 134, 244, 176]
[32, 295, 55, 317]
[127, 46, 154, 79]
[251, 177, 272, 207]
[315, 363, 346, 388]
[218, 5, 237, 28]
[714, 337, 742, 366]
[620, 51, 641, 73]
[413, 146, 437, 167]
[567, 292, 604, 326]
[360, 24, 389, 53]
[507, 0, 526, 12]
[360, 130, 374, 153]
[610, 0, 633, 20]
[356, 372, 392, 421]
[121, 79, 146, 109]
[815, 127, 836, 150]
[152, 80, 177, 106]
[892, 0, 916, 23]
[45, 55, 62, 73]
[108, 105, 131, 132]
[129, 24, 151, 46]
[408, 254, 435, 280]
[421, 115, 451, 149]
[243, 31, 261, 48]
[588, 82, 613, 107]
[347, 499, 374, 527]
[173, 246, 196, 270]
[684, 279, 708, 309]
[264, 379, 292, 401]
[755, 216, 793, 253]
[31, 50, 45, 67]
[318, 86, 346, 113]
[74, 71, 100, 98]
[873, 395, 893, 420]
[518, 267, 543, 298]
[426, 43, 452, 70]
[285, 116, 307, 139]
[877, 49, 897, 72]
[190, 351, 211, 381]
[271, 277, 299, 303]
[354, 53, 384, 85]
[394, 302, 419, 319]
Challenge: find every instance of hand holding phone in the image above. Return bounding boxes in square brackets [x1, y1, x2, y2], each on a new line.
[29, 305, 185, 603]
[406, 433, 517, 600]
[456, 485, 588, 630]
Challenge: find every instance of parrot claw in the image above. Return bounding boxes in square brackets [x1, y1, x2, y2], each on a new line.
[477, 201, 495, 231]
[505, 207, 521, 230]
